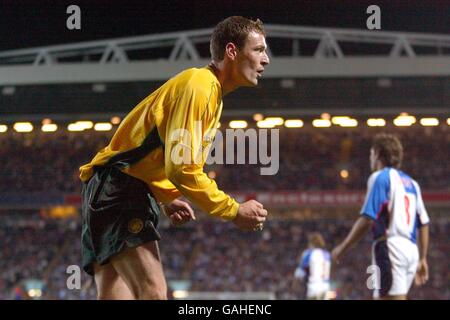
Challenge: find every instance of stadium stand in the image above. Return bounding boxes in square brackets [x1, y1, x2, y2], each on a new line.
[0, 125, 448, 195]
[1, 211, 448, 300]
[0, 124, 448, 299]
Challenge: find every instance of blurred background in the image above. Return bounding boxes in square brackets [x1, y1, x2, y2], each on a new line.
[0, 0, 448, 300]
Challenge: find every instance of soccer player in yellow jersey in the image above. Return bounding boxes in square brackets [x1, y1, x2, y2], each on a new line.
[79, 16, 270, 299]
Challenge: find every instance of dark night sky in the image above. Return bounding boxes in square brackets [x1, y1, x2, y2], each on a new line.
[0, 0, 448, 51]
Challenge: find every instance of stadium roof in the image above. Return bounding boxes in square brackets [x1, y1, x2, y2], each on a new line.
[0, 24, 450, 86]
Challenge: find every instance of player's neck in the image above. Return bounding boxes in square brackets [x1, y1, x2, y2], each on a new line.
[374, 161, 385, 171]
[209, 60, 237, 96]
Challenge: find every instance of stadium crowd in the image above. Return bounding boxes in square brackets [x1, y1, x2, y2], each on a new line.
[0, 124, 448, 299]
[0, 125, 448, 195]
[0, 212, 448, 300]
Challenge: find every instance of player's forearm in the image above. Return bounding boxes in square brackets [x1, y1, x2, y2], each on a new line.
[340, 216, 373, 255]
[418, 224, 429, 260]
[166, 165, 239, 220]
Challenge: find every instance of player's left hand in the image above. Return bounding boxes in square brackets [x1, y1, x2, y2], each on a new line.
[162, 198, 196, 226]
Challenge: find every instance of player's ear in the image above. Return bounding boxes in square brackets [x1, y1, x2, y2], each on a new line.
[225, 42, 238, 60]
[374, 149, 381, 161]
[370, 147, 377, 159]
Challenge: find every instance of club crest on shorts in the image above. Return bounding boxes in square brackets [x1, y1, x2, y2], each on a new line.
[128, 218, 144, 234]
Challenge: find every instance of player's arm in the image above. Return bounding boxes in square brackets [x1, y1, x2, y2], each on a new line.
[332, 216, 373, 263]
[159, 197, 196, 226]
[292, 252, 307, 290]
[148, 175, 182, 205]
[163, 84, 266, 229]
[418, 223, 429, 261]
[294, 267, 306, 280]
[292, 267, 305, 291]
[145, 168, 193, 226]
[419, 225, 429, 260]
[414, 182, 430, 286]
[415, 224, 429, 286]
[333, 172, 387, 264]
[163, 84, 236, 219]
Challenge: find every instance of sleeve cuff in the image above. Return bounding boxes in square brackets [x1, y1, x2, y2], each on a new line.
[219, 200, 240, 221]
[361, 212, 377, 221]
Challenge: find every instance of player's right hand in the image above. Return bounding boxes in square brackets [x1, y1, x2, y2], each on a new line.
[161, 198, 196, 226]
[232, 200, 268, 231]
[331, 246, 342, 265]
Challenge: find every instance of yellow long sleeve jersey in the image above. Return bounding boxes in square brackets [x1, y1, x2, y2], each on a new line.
[79, 66, 239, 220]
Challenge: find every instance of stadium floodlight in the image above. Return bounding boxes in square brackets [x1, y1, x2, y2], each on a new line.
[447, 118, 450, 126]
[320, 113, 331, 120]
[280, 78, 295, 89]
[256, 120, 276, 128]
[340, 169, 349, 179]
[42, 124, 58, 132]
[172, 290, 189, 299]
[338, 118, 358, 127]
[284, 119, 304, 128]
[13, 122, 33, 132]
[367, 118, 386, 127]
[27, 289, 42, 298]
[92, 83, 106, 93]
[332, 116, 358, 127]
[75, 121, 94, 129]
[229, 120, 248, 129]
[420, 118, 439, 126]
[339, 119, 358, 127]
[264, 117, 284, 126]
[393, 114, 416, 127]
[312, 119, 331, 128]
[68, 121, 94, 132]
[110, 116, 121, 125]
[1, 86, 15, 96]
[94, 123, 113, 131]
[331, 116, 350, 125]
[0, 125, 7, 133]
[67, 123, 85, 132]
[253, 113, 264, 121]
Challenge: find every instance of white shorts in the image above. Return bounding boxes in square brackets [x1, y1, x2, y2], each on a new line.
[372, 237, 419, 298]
[307, 282, 330, 300]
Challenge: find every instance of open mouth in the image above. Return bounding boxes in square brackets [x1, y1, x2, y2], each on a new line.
[256, 70, 264, 77]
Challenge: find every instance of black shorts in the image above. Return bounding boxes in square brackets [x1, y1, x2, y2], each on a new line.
[81, 166, 161, 276]
[373, 240, 392, 297]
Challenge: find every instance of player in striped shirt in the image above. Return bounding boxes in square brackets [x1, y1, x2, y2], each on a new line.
[332, 133, 430, 299]
[294, 232, 331, 300]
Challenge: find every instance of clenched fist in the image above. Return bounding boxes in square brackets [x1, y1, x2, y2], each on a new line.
[232, 199, 268, 231]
